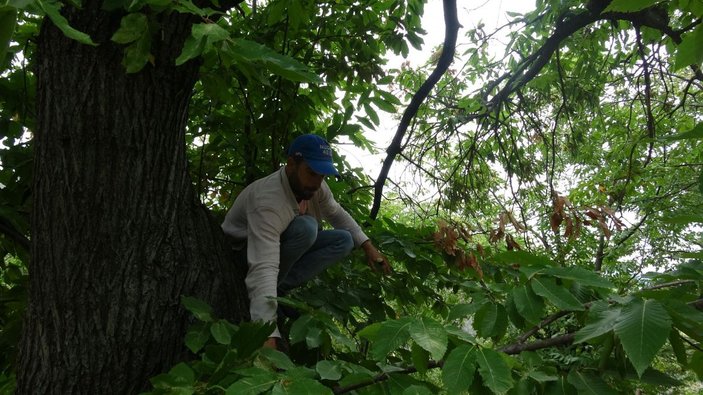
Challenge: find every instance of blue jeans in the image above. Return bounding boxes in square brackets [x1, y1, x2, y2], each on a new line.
[278, 215, 354, 293]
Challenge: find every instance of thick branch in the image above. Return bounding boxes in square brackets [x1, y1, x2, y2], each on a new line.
[501, 333, 576, 354]
[486, 7, 607, 108]
[486, 4, 702, 111]
[334, 332, 577, 393]
[334, 296, 703, 394]
[515, 310, 571, 345]
[369, 0, 459, 219]
[333, 361, 443, 394]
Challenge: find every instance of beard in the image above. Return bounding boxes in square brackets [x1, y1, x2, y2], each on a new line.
[296, 188, 316, 200]
[289, 173, 317, 201]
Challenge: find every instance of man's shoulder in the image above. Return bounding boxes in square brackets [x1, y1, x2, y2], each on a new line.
[242, 169, 288, 207]
[315, 180, 336, 202]
[251, 170, 285, 195]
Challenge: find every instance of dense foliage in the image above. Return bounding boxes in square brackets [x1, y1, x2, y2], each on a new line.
[1, 0, 702, 393]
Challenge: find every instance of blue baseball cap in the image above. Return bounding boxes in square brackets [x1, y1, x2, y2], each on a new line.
[287, 134, 339, 176]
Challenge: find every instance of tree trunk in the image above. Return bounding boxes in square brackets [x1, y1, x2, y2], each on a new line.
[16, 3, 248, 393]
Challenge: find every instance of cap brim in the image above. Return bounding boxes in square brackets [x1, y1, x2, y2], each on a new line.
[306, 159, 339, 176]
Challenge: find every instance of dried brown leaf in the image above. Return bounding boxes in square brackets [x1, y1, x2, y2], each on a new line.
[505, 234, 522, 251]
[550, 212, 563, 233]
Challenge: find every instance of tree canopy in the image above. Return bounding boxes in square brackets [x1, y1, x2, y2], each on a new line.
[1, 0, 702, 393]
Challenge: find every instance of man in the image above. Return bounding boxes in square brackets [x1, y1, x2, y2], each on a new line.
[222, 134, 391, 349]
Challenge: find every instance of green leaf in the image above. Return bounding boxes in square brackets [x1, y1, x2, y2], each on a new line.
[174, 0, 211, 17]
[149, 373, 187, 391]
[664, 122, 703, 141]
[544, 376, 577, 394]
[377, 89, 402, 105]
[531, 278, 585, 311]
[603, 0, 659, 12]
[271, 377, 333, 395]
[494, 250, 553, 269]
[372, 95, 396, 113]
[232, 322, 277, 358]
[316, 360, 342, 381]
[0, 6, 17, 60]
[361, 317, 412, 360]
[363, 102, 379, 125]
[512, 284, 545, 323]
[669, 330, 688, 366]
[475, 347, 513, 394]
[169, 362, 195, 385]
[122, 32, 151, 73]
[411, 342, 430, 375]
[661, 213, 703, 225]
[356, 321, 380, 340]
[181, 296, 214, 321]
[210, 320, 231, 345]
[175, 23, 228, 66]
[259, 348, 296, 371]
[664, 300, 703, 342]
[542, 266, 613, 289]
[36, 0, 97, 46]
[614, 298, 672, 377]
[448, 302, 484, 321]
[402, 385, 433, 395]
[184, 322, 210, 353]
[638, 368, 683, 386]
[506, 294, 526, 329]
[290, 315, 315, 345]
[226, 374, 278, 395]
[193, 22, 229, 43]
[566, 370, 617, 395]
[227, 39, 322, 84]
[691, 351, 703, 379]
[111, 13, 148, 44]
[305, 326, 324, 348]
[146, 0, 171, 7]
[574, 301, 621, 343]
[673, 24, 703, 71]
[473, 302, 508, 340]
[444, 324, 477, 344]
[175, 34, 205, 65]
[528, 370, 558, 382]
[408, 316, 448, 360]
[150, 363, 196, 393]
[441, 345, 476, 393]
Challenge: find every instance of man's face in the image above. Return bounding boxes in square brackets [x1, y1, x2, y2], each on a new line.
[287, 158, 325, 201]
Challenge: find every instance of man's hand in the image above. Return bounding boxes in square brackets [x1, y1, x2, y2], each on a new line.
[263, 337, 278, 350]
[361, 240, 391, 274]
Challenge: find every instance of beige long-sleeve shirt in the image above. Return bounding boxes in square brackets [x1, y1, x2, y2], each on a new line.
[222, 166, 369, 336]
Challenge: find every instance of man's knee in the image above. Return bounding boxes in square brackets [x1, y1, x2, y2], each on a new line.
[338, 231, 354, 255]
[284, 215, 318, 246]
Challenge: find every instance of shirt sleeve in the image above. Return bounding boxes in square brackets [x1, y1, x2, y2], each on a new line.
[245, 206, 285, 338]
[317, 182, 369, 247]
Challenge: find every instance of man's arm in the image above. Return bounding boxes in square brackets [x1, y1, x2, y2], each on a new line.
[317, 182, 391, 273]
[246, 206, 286, 339]
[361, 239, 392, 274]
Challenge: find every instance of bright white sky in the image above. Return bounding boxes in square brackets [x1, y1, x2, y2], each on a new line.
[337, 0, 536, 177]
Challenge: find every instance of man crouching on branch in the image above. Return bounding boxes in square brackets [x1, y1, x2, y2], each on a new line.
[222, 134, 391, 349]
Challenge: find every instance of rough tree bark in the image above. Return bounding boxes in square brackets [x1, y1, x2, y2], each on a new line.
[16, 2, 248, 393]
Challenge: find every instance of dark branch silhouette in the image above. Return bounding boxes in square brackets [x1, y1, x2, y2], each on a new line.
[369, 0, 701, 220]
[369, 0, 460, 219]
